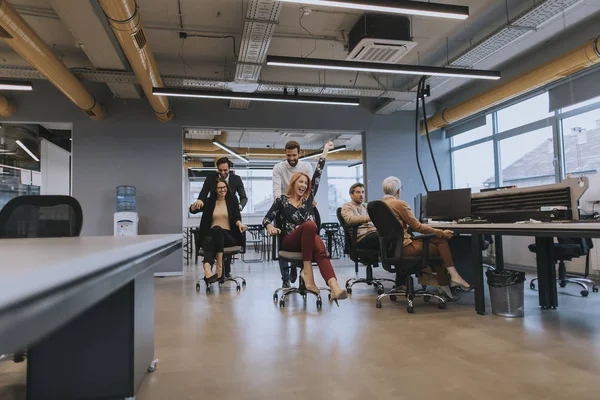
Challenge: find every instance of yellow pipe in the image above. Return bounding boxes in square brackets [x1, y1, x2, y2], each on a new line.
[99, 0, 172, 122]
[423, 36, 600, 133]
[0, 0, 104, 119]
[0, 95, 15, 116]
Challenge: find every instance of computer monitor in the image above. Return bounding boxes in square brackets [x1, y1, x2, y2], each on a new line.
[414, 193, 426, 222]
[425, 188, 472, 220]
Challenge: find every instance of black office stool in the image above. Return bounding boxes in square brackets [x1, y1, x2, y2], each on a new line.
[195, 246, 247, 293]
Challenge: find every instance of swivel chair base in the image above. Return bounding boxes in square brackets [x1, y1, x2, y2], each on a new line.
[273, 276, 331, 309]
[345, 266, 395, 295]
[376, 277, 447, 313]
[530, 260, 598, 297]
[195, 249, 246, 293]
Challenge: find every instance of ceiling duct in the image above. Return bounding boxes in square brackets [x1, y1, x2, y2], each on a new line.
[99, 0, 173, 122]
[0, 0, 104, 120]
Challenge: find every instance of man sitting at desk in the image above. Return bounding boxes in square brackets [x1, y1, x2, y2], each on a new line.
[341, 183, 379, 251]
[381, 176, 472, 291]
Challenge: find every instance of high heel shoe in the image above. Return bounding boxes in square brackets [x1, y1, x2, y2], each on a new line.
[300, 270, 320, 294]
[451, 280, 473, 291]
[330, 289, 348, 306]
[204, 274, 219, 284]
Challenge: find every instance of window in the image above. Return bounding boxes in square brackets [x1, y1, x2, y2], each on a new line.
[497, 92, 552, 132]
[327, 165, 362, 221]
[499, 127, 554, 188]
[451, 115, 493, 146]
[561, 107, 600, 177]
[560, 94, 600, 114]
[452, 141, 495, 192]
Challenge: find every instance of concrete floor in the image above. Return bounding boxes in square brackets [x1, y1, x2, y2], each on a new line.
[2, 258, 600, 399]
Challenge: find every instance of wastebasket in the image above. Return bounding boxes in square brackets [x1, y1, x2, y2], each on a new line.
[486, 268, 526, 318]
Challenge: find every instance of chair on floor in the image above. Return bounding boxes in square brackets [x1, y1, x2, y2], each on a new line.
[529, 237, 597, 297]
[272, 208, 331, 308]
[193, 231, 247, 293]
[0, 195, 83, 363]
[336, 207, 395, 295]
[367, 200, 447, 313]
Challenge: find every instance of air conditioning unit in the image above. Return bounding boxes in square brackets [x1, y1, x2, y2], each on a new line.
[347, 14, 416, 64]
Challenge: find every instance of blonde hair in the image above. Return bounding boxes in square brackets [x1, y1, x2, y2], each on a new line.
[286, 172, 312, 201]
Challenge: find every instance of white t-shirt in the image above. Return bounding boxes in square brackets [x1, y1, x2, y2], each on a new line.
[272, 160, 314, 199]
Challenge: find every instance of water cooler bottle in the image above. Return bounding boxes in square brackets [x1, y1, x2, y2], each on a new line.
[114, 185, 139, 236]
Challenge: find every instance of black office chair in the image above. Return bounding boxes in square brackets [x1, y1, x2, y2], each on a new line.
[0, 195, 83, 363]
[529, 237, 597, 297]
[193, 230, 247, 293]
[336, 207, 395, 295]
[367, 201, 447, 313]
[272, 208, 331, 308]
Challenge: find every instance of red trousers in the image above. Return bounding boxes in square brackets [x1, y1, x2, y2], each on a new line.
[281, 221, 336, 283]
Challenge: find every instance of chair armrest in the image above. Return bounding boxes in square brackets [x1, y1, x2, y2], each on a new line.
[411, 233, 438, 241]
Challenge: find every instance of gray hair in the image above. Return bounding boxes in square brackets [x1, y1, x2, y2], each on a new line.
[382, 176, 402, 196]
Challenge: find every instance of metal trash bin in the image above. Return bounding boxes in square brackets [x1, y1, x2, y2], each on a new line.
[486, 269, 526, 318]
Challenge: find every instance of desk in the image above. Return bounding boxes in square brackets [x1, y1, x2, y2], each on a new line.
[431, 222, 600, 315]
[0, 234, 182, 399]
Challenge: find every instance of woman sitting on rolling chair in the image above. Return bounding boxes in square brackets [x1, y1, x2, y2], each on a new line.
[380, 176, 472, 291]
[190, 178, 247, 284]
[263, 141, 348, 302]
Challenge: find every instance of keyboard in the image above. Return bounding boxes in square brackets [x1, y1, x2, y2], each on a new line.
[457, 219, 490, 224]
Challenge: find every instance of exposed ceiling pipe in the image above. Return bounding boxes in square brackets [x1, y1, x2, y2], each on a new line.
[99, 0, 173, 122]
[0, 96, 15, 116]
[184, 160, 204, 169]
[0, 0, 104, 120]
[182, 133, 228, 152]
[423, 36, 600, 134]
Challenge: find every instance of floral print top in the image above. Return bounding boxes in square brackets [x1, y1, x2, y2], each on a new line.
[263, 157, 325, 237]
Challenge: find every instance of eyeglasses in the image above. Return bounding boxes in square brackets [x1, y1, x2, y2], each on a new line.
[217, 186, 227, 191]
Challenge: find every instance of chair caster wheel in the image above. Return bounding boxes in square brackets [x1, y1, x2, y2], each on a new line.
[316, 300, 322, 309]
[273, 294, 278, 302]
[438, 302, 447, 310]
[196, 283, 200, 292]
[377, 288, 384, 295]
[346, 287, 352, 295]
[206, 286, 211, 294]
[242, 281, 247, 287]
[376, 301, 382, 309]
[236, 286, 241, 292]
[407, 306, 414, 314]
[279, 300, 285, 308]
[559, 281, 567, 288]
[424, 295, 431, 302]
[530, 282, 536, 290]
[581, 290, 589, 297]
[390, 295, 397, 302]
[593, 286, 598, 293]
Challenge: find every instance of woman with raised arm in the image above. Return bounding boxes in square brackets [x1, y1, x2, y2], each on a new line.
[263, 141, 348, 302]
[190, 178, 247, 284]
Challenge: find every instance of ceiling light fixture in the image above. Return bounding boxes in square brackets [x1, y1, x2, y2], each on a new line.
[299, 145, 347, 161]
[277, 0, 469, 20]
[152, 87, 360, 106]
[0, 80, 33, 91]
[16, 140, 39, 162]
[212, 139, 250, 163]
[348, 161, 363, 168]
[266, 56, 501, 80]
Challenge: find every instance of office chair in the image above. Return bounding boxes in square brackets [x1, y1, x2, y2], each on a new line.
[336, 207, 395, 295]
[193, 231, 247, 293]
[529, 237, 597, 297]
[272, 208, 331, 308]
[367, 201, 447, 313]
[0, 195, 83, 364]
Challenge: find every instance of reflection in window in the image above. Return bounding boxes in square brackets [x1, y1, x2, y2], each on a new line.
[562, 107, 600, 177]
[451, 115, 493, 147]
[499, 127, 554, 188]
[452, 141, 495, 192]
[497, 92, 552, 132]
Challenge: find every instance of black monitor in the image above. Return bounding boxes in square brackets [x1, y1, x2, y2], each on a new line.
[414, 193, 426, 222]
[425, 188, 472, 220]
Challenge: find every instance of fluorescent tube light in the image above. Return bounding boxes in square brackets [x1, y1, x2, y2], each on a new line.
[278, 0, 469, 20]
[0, 80, 33, 91]
[266, 56, 501, 80]
[212, 139, 250, 163]
[152, 87, 360, 106]
[16, 140, 39, 162]
[348, 162, 362, 168]
[299, 145, 347, 161]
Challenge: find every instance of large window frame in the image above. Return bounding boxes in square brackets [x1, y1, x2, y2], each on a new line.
[449, 91, 600, 189]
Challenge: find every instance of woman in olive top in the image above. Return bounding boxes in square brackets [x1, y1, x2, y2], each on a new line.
[190, 178, 247, 284]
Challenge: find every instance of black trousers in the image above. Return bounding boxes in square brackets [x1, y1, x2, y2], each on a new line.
[356, 232, 380, 251]
[202, 226, 236, 265]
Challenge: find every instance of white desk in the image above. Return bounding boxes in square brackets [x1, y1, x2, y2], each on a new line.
[0, 234, 182, 399]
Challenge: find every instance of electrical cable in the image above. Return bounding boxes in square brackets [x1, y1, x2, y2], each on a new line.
[420, 79, 442, 190]
[414, 76, 429, 193]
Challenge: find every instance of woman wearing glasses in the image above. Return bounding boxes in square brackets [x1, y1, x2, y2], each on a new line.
[190, 177, 247, 284]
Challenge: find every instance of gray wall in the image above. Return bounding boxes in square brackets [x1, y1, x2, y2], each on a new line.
[2, 81, 452, 273]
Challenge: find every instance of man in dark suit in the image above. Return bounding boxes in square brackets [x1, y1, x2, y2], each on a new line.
[191, 157, 248, 211]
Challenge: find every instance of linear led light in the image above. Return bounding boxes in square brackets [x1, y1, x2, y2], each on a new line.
[0, 80, 33, 91]
[299, 145, 347, 161]
[266, 56, 501, 80]
[152, 87, 360, 106]
[348, 161, 362, 168]
[16, 140, 39, 162]
[212, 139, 250, 164]
[278, 0, 469, 20]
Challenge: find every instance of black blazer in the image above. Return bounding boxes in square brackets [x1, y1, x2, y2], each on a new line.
[197, 173, 248, 210]
[189, 194, 243, 247]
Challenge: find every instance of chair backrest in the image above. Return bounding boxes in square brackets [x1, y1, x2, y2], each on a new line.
[367, 200, 404, 271]
[0, 195, 83, 238]
[557, 237, 593, 255]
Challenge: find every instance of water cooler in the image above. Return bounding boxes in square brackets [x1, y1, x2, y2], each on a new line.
[114, 185, 139, 236]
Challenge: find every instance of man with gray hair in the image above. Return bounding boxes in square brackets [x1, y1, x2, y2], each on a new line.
[380, 176, 472, 291]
